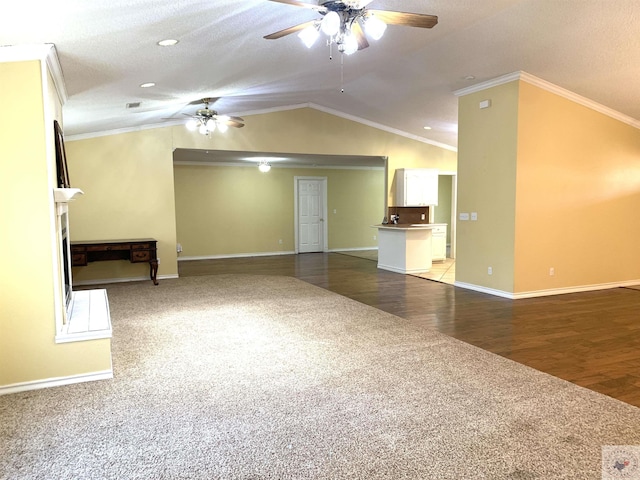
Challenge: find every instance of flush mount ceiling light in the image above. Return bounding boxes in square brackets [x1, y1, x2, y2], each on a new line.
[183, 97, 245, 136]
[264, 0, 437, 56]
[258, 160, 272, 172]
[139, 82, 156, 88]
[157, 39, 179, 46]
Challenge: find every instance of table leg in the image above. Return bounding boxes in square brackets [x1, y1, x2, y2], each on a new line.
[149, 259, 159, 285]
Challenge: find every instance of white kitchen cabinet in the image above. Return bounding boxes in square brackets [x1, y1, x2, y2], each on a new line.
[396, 168, 438, 206]
[431, 224, 447, 262]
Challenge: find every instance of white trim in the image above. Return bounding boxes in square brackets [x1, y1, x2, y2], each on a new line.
[454, 279, 640, 299]
[453, 281, 515, 299]
[307, 103, 458, 152]
[173, 160, 384, 171]
[0, 44, 67, 105]
[377, 264, 429, 275]
[177, 251, 295, 261]
[66, 121, 174, 141]
[72, 273, 178, 286]
[0, 370, 113, 396]
[453, 71, 640, 130]
[66, 102, 458, 151]
[328, 247, 378, 253]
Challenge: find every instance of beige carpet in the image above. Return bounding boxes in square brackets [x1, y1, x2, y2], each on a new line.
[1, 274, 640, 479]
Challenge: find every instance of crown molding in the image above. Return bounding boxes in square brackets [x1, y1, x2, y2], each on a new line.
[66, 102, 458, 152]
[0, 44, 68, 105]
[453, 71, 640, 130]
[307, 103, 458, 152]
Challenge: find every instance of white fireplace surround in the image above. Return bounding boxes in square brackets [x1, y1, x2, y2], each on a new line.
[53, 188, 112, 344]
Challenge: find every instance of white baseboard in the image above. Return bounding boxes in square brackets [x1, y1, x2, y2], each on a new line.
[454, 279, 640, 299]
[178, 251, 296, 261]
[328, 247, 378, 252]
[0, 370, 113, 396]
[73, 273, 178, 286]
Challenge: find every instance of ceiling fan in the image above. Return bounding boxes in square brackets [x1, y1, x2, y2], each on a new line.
[184, 98, 245, 136]
[264, 0, 438, 55]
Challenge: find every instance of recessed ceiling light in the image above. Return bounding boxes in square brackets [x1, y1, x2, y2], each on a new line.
[463, 75, 476, 81]
[157, 39, 179, 46]
[140, 82, 156, 88]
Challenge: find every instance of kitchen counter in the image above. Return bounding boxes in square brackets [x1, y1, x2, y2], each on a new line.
[374, 224, 440, 230]
[372, 224, 445, 274]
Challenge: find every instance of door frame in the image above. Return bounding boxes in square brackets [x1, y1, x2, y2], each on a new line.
[436, 171, 457, 259]
[294, 176, 328, 254]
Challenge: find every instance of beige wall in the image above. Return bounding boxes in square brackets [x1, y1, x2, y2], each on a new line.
[457, 78, 640, 295]
[170, 108, 457, 207]
[456, 81, 520, 292]
[66, 107, 456, 279]
[0, 54, 111, 388]
[514, 81, 640, 292]
[174, 165, 384, 257]
[66, 128, 178, 283]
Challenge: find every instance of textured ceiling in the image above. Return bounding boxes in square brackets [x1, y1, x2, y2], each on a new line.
[2, 0, 639, 149]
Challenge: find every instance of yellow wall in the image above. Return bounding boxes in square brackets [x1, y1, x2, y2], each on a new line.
[66, 128, 178, 283]
[457, 78, 640, 295]
[514, 81, 640, 292]
[174, 165, 384, 256]
[0, 54, 112, 388]
[170, 108, 457, 206]
[456, 81, 520, 292]
[66, 107, 456, 280]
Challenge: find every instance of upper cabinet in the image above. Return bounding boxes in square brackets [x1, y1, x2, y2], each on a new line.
[395, 168, 439, 206]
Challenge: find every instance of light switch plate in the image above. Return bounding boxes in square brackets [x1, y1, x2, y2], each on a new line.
[459, 212, 470, 221]
[471, 212, 478, 221]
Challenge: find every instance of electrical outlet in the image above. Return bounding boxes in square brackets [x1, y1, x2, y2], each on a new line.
[549, 267, 555, 276]
[157, 258, 161, 265]
[488, 266, 493, 275]
[278, 239, 283, 245]
[373, 235, 377, 240]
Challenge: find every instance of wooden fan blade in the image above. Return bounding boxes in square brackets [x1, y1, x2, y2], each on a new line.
[227, 120, 245, 128]
[264, 20, 317, 39]
[352, 21, 369, 50]
[229, 116, 244, 123]
[267, 0, 326, 11]
[188, 97, 220, 106]
[367, 10, 438, 29]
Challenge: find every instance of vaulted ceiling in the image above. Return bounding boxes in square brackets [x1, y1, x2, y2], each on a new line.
[2, 0, 639, 150]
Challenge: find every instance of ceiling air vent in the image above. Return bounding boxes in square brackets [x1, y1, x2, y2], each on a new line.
[126, 102, 141, 109]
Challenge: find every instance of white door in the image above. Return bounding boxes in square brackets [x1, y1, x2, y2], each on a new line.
[297, 178, 325, 253]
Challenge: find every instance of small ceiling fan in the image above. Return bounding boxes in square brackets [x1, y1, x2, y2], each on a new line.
[184, 98, 244, 135]
[264, 0, 438, 54]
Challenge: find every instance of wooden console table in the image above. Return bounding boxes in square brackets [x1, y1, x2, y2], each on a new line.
[71, 238, 159, 285]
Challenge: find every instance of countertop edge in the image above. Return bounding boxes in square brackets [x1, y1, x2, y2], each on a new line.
[371, 224, 445, 230]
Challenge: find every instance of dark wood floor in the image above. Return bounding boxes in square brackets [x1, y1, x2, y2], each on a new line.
[179, 253, 640, 408]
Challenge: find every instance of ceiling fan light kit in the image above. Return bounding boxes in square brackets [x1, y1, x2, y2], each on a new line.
[184, 98, 244, 136]
[265, 0, 437, 55]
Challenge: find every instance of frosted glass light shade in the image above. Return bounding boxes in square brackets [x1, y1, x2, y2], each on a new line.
[298, 25, 320, 48]
[365, 15, 386, 40]
[258, 162, 271, 173]
[186, 119, 198, 131]
[321, 11, 340, 36]
[342, 31, 358, 55]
